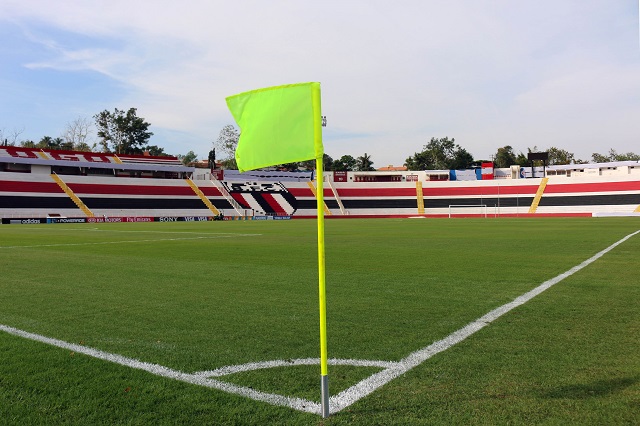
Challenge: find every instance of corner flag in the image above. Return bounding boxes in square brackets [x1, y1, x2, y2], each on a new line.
[225, 82, 330, 418]
[226, 82, 323, 172]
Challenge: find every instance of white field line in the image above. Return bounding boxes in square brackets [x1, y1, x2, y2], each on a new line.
[0, 229, 637, 416]
[196, 358, 399, 378]
[0, 234, 262, 249]
[328, 228, 640, 413]
[0, 324, 320, 415]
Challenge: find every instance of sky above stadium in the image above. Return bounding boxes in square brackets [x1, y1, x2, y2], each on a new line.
[0, 1, 638, 166]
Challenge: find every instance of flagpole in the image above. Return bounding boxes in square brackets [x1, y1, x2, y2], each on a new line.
[315, 154, 329, 418]
[311, 83, 329, 418]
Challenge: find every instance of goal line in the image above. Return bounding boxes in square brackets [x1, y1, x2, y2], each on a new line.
[448, 204, 489, 218]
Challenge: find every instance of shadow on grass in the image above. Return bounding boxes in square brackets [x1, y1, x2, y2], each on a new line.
[543, 376, 639, 399]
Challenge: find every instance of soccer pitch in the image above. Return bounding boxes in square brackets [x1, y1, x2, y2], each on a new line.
[1, 218, 639, 424]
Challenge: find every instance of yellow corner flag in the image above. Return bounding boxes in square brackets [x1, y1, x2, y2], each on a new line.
[226, 82, 330, 418]
[226, 82, 323, 172]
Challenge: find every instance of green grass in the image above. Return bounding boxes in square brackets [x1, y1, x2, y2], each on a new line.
[0, 218, 639, 424]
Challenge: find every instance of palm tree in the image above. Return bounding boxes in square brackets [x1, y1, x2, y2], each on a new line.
[356, 153, 375, 171]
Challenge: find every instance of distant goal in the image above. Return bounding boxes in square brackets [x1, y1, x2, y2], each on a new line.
[448, 204, 489, 218]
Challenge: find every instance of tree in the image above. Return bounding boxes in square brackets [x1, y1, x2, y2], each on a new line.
[52, 137, 70, 150]
[94, 108, 153, 154]
[450, 148, 474, 170]
[423, 137, 456, 169]
[323, 154, 333, 171]
[221, 157, 238, 170]
[331, 155, 356, 171]
[279, 162, 300, 171]
[63, 116, 94, 151]
[547, 147, 575, 165]
[0, 127, 24, 146]
[494, 146, 518, 168]
[404, 137, 474, 170]
[74, 142, 94, 152]
[591, 152, 609, 163]
[298, 159, 316, 170]
[404, 150, 429, 171]
[592, 148, 640, 163]
[612, 149, 639, 161]
[38, 136, 54, 148]
[299, 153, 333, 171]
[146, 145, 168, 156]
[178, 150, 198, 165]
[214, 125, 239, 169]
[355, 153, 375, 171]
[515, 152, 529, 167]
[214, 125, 239, 159]
[32, 136, 69, 150]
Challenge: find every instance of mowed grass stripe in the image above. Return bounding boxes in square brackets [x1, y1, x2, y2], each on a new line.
[1, 218, 638, 424]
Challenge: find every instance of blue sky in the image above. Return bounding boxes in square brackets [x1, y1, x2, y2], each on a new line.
[0, 0, 638, 166]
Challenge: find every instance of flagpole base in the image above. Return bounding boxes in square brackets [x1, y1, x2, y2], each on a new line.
[321, 375, 330, 418]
